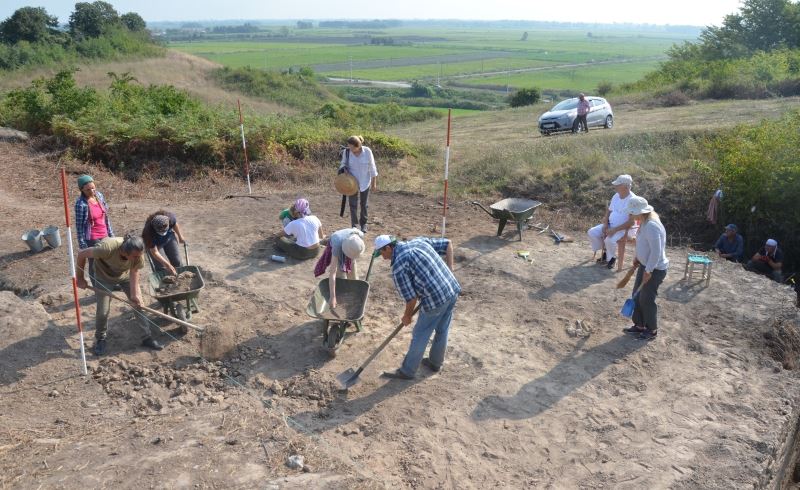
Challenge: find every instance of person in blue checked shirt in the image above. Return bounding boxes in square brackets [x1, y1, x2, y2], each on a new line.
[373, 234, 461, 380]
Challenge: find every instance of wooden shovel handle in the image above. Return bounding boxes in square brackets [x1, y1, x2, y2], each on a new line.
[87, 286, 205, 332]
[616, 265, 637, 289]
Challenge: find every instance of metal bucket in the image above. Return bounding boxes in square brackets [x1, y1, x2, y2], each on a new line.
[42, 225, 61, 248]
[21, 229, 44, 252]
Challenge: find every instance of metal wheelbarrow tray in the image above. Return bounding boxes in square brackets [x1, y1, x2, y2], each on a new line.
[472, 198, 542, 241]
[306, 277, 370, 355]
[147, 265, 205, 326]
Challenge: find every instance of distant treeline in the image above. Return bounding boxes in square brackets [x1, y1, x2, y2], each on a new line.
[317, 20, 402, 29]
[0, 1, 160, 71]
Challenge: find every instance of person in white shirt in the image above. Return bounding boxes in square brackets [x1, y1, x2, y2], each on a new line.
[276, 198, 323, 260]
[622, 196, 669, 341]
[587, 174, 637, 269]
[339, 135, 378, 233]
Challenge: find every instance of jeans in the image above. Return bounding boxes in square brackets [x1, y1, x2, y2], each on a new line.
[576, 114, 588, 132]
[631, 266, 667, 332]
[348, 188, 370, 230]
[276, 236, 320, 260]
[148, 235, 182, 273]
[399, 295, 458, 376]
[93, 276, 154, 341]
[84, 238, 106, 285]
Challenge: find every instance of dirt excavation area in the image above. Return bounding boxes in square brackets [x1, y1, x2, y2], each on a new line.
[1, 140, 800, 489]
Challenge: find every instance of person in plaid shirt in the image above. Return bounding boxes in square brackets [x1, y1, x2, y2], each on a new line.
[373, 235, 460, 379]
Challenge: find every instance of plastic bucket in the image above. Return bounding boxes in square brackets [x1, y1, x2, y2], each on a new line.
[42, 225, 61, 248]
[21, 229, 44, 252]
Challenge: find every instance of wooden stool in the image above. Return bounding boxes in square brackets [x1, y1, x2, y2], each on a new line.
[683, 253, 713, 287]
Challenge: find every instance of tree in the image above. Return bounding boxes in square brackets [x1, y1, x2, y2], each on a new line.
[0, 7, 59, 44]
[508, 87, 541, 107]
[120, 12, 146, 32]
[69, 1, 120, 39]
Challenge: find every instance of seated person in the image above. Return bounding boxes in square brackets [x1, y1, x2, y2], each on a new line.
[587, 174, 636, 270]
[276, 199, 323, 260]
[279, 202, 302, 227]
[715, 223, 744, 262]
[745, 238, 783, 282]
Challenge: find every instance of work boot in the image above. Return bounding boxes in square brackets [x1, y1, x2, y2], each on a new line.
[141, 337, 164, 351]
[93, 338, 107, 356]
[421, 358, 441, 372]
[380, 369, 414, 380]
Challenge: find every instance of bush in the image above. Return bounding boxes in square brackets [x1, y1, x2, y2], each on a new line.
[508, 87, 541, 107]
[658, 90, 691, 107]
[597, 80, 613, 96]
[211, 66, 337, 110]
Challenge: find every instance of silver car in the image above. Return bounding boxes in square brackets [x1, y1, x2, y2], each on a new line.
[538, 96, 614, 135]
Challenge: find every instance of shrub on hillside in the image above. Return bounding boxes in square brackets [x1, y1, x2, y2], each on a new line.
[508, 87, 541, 107]
[211, 66, 337, 111]
[658, 90, 691, 107]
[596, 80, 613, 96]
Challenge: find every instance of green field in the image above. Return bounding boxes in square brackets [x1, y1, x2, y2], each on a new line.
[170, 25, 695, 95]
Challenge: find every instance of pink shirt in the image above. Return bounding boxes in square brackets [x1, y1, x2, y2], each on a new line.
[577, 98, 591, 116]
[88, 200, 108, 240]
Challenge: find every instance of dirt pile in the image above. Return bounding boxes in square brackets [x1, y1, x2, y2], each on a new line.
[272, 369, 338, 406]
[92, 358, 232, 416]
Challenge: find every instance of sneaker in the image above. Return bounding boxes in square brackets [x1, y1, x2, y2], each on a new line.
[141, 337, 164, 351]
[421, 358, 441, 372]
[361, 225, 368, 234]
[380, 369, 414, 380]
[623, 325, 645, 334]
[638, 330, 658, 341]
[93, 338, 107, 356]
[606, 257, 617, 269]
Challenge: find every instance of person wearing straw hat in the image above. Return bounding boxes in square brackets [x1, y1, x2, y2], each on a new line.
[313, 227, 366, 308]
[587, 174, 637, 270]
[338, 135, 377, 233]
[74, 174, 114, 284]
[142, 210, 186, 276]
[76, 234, 162, 355]
[622, 196, 669, 341]
[745, 238, 784, 282]
[276, 198, 323, 260]
[373, 234, 460, 379]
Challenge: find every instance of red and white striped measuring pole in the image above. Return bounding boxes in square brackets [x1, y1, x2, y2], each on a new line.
[59, 168, 88, 375]
[237, 99, 252, 194]
[441, 108, 452, 237]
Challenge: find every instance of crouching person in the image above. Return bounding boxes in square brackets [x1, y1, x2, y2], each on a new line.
[76, 234, 163, 356]
[746, 238, 783, 282]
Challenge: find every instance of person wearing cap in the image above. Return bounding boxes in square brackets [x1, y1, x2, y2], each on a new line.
[74, 174, 115, 283]
[374, 234, 460, 379]
[313, 228, 366, 308]
[339, 135, 378, 233]
[587, 174, 637, 270]
[142, 210, 186, 276]
[715, 224, 744, 262]
[622, 196, 669, 341]
[277, 198, 323, 260]
[576, 93, 591, 132]
[746, 239, 783, 282]
[75, 234, 163, 355]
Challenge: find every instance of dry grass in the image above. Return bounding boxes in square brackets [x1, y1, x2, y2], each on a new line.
[0, 50, 294, 116]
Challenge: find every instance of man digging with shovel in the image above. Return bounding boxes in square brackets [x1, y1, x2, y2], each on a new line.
[374, 235, 460, 380]
[76, 234, 163, 355]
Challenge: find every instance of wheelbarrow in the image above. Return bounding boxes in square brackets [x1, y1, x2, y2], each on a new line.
[306, 255, 375, 356]
[472, 198, 542, 241]
[147, 243, 204, 333]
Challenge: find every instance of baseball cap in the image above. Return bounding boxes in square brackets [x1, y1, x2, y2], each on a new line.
[612, 174, 633, 186]
[766, 239, 778, 247]
[372, 235, 396, 257]
[725, 224, 737, 231]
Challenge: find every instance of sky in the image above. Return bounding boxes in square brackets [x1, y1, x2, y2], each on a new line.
[0, 0, 743, 26]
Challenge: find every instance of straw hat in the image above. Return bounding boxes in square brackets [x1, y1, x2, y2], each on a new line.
[334, 173, 358, 196]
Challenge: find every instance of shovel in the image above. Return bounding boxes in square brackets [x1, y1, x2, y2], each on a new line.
[336, 305, 421, 390]
[88, 286, 205, 332]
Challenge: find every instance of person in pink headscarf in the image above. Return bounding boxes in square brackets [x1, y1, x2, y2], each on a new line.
[276, 198, 324, 260]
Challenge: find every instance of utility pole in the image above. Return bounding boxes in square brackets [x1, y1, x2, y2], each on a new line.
[349, 56, 353, 82]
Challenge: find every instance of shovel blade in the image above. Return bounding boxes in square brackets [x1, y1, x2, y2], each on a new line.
[335, 368, 360, 390]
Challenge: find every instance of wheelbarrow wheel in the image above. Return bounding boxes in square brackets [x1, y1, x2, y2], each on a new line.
[175, 303, 188, 334]
[325, 322, 345, 356]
